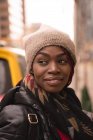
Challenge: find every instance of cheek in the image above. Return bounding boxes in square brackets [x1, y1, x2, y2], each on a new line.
[32, 64, 45, 82]
[33, 71, 42, 80]
[33, 70, 45, 89]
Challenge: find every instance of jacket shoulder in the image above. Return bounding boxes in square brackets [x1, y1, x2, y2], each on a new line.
[0, 104, 26, 123]
[1, 86, 20, 109]
[0, 104, 28, 139]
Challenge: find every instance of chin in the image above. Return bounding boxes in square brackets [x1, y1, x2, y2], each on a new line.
[45, 87, 64, 94]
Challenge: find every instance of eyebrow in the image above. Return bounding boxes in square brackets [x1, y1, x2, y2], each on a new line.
[37, 52, 66, 57]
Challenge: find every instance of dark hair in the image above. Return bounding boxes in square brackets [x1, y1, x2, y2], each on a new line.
[61, 47, 75, 86]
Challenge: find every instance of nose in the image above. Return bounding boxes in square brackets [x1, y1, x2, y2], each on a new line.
[48, 61, 60, 74]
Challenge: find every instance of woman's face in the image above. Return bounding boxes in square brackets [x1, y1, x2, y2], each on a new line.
[32, 46, 71, 93]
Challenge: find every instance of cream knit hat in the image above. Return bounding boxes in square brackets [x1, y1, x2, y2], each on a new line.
[24, 23, 76, 73]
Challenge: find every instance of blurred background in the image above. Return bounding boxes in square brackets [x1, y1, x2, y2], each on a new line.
[0, 0, 93, 111]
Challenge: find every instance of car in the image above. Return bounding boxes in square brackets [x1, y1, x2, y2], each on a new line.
[0, 45, 26, 101]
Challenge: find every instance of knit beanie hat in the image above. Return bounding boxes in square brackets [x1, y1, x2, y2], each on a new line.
[24, 23, 76, 73]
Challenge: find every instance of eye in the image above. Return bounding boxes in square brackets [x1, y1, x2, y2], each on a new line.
[38, 60, 48, 65]
[58, 58, 68, 64]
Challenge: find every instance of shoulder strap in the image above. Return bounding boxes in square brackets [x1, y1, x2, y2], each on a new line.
[24, 106, 39, 140]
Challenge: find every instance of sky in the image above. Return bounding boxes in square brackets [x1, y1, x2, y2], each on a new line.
[25, 0, 74, 40]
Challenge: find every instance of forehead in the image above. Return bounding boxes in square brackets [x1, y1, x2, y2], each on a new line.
[37, 45, 66, 55]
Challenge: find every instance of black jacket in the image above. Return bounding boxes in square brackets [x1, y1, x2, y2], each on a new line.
[0, 84, 52, 140]
[0, 83, 93, 140]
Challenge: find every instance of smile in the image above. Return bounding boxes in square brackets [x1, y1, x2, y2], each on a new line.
[45, 79, 63, 86]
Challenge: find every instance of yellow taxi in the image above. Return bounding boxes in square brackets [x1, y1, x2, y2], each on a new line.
[0, 44, 26, 101]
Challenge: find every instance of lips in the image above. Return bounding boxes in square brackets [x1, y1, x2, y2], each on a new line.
[44, 76, 64, 80]
[44, 77, 64, 86]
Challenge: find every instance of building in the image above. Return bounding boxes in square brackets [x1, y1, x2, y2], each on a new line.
[75, 0, 93, 108]
[0, 0, 25, 42]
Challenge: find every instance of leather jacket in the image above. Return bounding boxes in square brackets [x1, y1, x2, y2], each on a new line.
[0, 84, 53, 140]
[0, 83, 93, 140]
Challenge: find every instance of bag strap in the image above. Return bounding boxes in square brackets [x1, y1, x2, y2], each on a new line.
[24, 106, 39, 140]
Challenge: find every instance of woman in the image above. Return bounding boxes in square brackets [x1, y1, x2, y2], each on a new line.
[0, 24, 93, 140]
